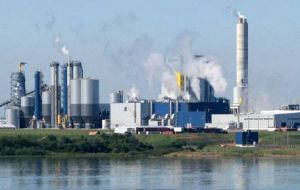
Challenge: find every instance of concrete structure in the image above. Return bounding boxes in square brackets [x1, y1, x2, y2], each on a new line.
[110, 102, 151, 129]
[233, 16, 248, 113]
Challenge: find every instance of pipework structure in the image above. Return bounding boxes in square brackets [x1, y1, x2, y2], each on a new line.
[50, 62, 61, 128]
[10, 62, 27, 107]
[233, 16, 248, 113]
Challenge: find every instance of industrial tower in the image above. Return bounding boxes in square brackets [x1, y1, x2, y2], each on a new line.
[233, 16, 248, 113]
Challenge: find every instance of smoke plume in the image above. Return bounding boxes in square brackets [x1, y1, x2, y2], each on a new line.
[144, 34, 227, 100]
[227, 7, 246, 19]
[127, 86, 140, 101]
[61, 46, 69, 56]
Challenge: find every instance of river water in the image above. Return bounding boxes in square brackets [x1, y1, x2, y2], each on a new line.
[0, 156, 299, 190]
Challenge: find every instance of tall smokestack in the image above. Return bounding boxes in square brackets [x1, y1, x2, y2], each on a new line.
[233, 16, 248, 113]
[50, 62, 61, 128]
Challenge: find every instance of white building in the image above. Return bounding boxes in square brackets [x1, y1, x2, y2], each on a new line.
[209, 110, 300, 131]
[110, 101, 151, 129]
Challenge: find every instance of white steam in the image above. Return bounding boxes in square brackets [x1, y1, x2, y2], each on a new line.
[227, 7, 246, 19]
[144, 34, 227, 100]
[159, 72, 178, 100]
[127, 86, 140, 101]
[54, 35, 71, 62]
[61, 46, 69, 56]
[54, 36, 61, 44]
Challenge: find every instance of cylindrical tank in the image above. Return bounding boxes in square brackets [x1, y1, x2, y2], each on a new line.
[42, 90, 51, 125]
[6, 108, 20, 128]
[70, 79, 82, 125]
[73, 61, 83, 79]
[20, 96, 34, 128]
[110, 93, 121, 103]
[81, 78, 99, 126]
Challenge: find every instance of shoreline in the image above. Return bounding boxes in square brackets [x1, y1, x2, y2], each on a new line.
[1, 148, 300, 159]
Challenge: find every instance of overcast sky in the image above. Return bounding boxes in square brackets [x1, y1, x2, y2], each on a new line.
[0, 0, 300, 112]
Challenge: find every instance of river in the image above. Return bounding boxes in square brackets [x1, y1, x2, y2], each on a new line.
[0, 156, 299, 190]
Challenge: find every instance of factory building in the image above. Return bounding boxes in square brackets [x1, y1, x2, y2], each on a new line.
[110, 101, 151, 129]
[151, 99, 230, 123]
[175, 72, 215, 102]
[1, 60, 102, 129]
[110, 98, 229, 130]
[209, 110, 300, 131]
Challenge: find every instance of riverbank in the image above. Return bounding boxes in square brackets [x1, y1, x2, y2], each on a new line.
[1, 129, 300, 157]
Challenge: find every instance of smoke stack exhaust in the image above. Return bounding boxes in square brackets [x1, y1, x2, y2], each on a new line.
[233, 16, 248, 113]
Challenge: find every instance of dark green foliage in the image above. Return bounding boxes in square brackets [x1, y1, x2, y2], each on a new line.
[0, 131, 153, 156]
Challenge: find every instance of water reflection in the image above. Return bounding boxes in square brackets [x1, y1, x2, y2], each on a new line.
[0, 157, 300, 190]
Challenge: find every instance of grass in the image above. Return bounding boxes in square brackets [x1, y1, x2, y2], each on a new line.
[1, 129, 300, 157]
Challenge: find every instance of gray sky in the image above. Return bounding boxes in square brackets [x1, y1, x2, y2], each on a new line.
[1, 0, 300, 112]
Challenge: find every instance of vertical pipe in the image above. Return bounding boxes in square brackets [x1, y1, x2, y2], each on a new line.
[62, 64, 68, 116]
[67, 62, 73, 120]
[34, 71, 42, 120]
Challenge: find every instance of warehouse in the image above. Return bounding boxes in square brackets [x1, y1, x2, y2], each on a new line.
[241, 111, 300, 130]
[209, 110, 300, 131]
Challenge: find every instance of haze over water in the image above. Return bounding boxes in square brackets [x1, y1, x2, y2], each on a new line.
[0, 157, 299, 190]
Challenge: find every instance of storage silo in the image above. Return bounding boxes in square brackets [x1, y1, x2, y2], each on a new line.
[81, 78, 99, 128]
[20, 96, 34, 128]
[70, 79, 82, 127]
[110, 90, 123, 103]
[42, 90, 51, 127]
[6, 108, 20, 128]
[73, 61, 83, 79]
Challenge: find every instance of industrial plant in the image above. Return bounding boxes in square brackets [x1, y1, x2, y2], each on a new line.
[1, 15, 300, 135]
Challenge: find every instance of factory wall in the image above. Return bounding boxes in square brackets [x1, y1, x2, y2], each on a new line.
[240, 114, 274, 130]
[208, 114, 238, 130]
[175, 111, 206, 128]
[110, 102, 151, 128]
[187, 100, 230, 122]
[209, 111, 300, 131]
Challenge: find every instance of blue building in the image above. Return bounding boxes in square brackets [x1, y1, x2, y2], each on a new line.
[151, 98, 230, 124]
